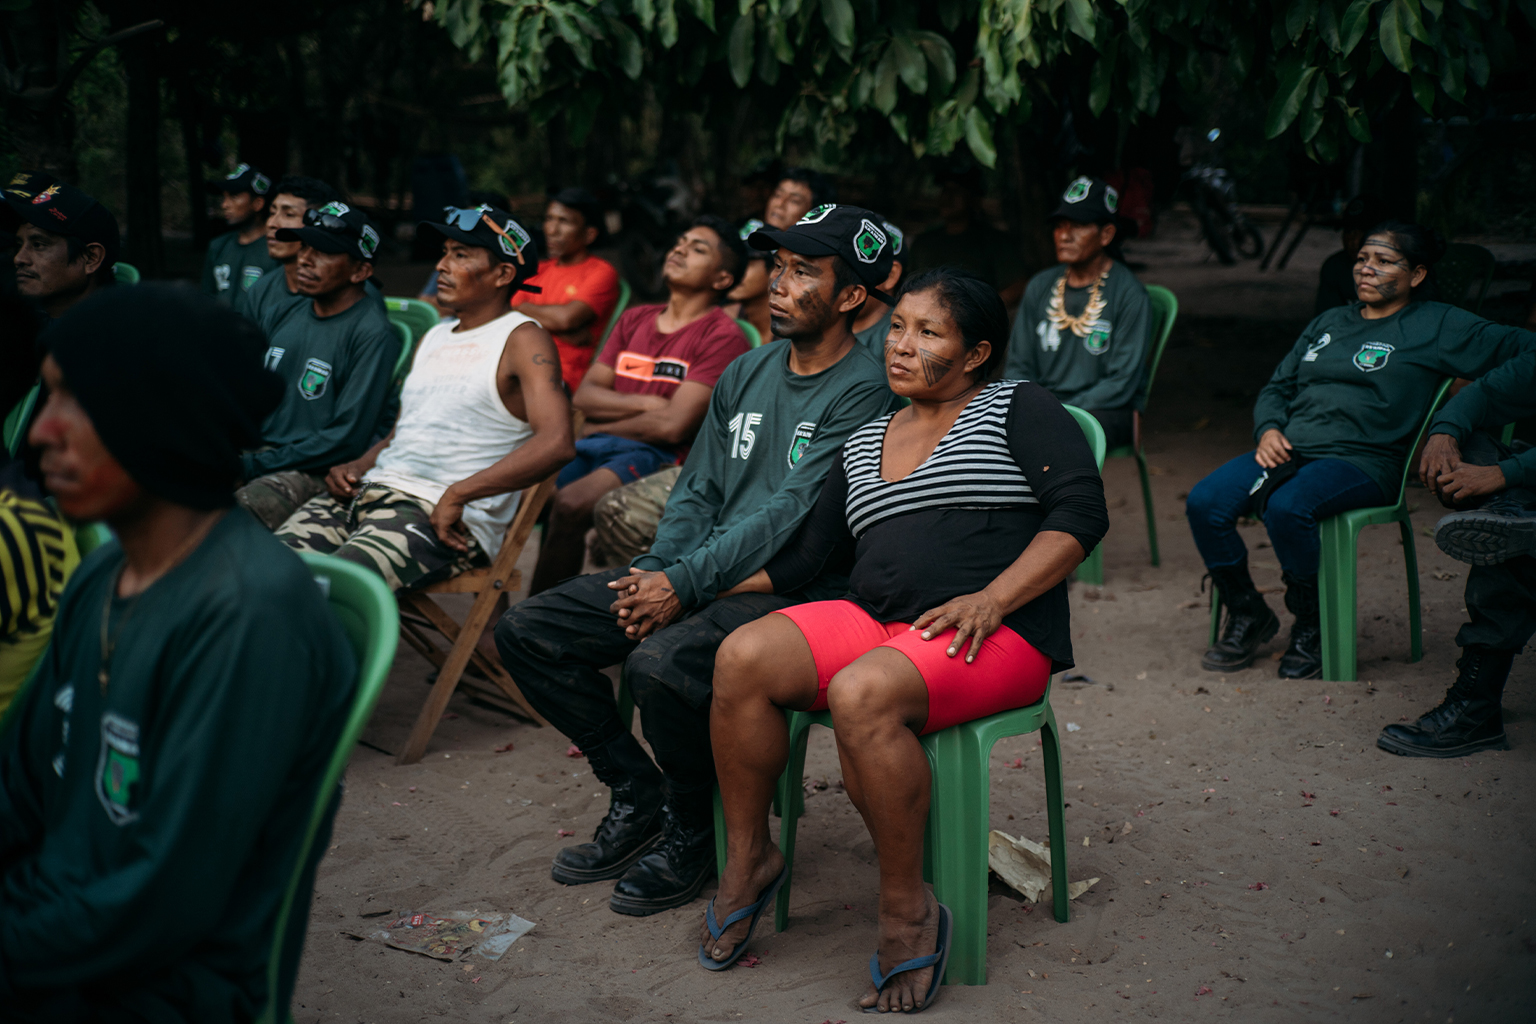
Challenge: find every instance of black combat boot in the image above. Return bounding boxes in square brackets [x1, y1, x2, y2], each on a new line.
[550, 732, 664, 885]
[1277, 572, 1323, 679]
[1434, 494, 1536, 565]
[1377, 646, 1515, 758]
[608, 784, 717, 916]
[1201, 559, 1281, 671]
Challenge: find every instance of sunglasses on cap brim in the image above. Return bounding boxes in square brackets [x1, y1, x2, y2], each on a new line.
[443, 206, 528, 265]
[305, 209, 356, 234]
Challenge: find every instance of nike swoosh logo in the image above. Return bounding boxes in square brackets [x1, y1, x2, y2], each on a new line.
[404, 523, 439, 546]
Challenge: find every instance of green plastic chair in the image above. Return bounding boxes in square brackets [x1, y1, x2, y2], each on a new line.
[4, 384, 40, 457]
[257, 553, 399, 1024]
[1208, 378, 1452, 682]
[113, 262, 141, 285]
[598, 279, 633, 351]
[1435, 243, 1495, 314]
[735, 318, 763, 348]
[387, 319, 415, 384]
[1077, 285, 1178, 586]
[383, 296, 441, 343]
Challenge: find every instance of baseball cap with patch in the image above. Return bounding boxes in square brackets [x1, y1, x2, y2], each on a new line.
[417, 204, 542, 293]
[747, 203, 896, 302]
[1047, 175, 1121, 226]
[206, 162, 272, 196]
[1, 171, 121, 270]
[274, 202, 382, 262]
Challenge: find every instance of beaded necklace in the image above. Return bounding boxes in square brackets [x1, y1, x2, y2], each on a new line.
[1046, 265, 1111, 338]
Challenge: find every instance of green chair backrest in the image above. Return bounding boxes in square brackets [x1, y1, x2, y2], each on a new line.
[598, 279, 633, 351]
[113, 262, 141, 285]
[382, 296, 441, 344]
[1141, 285, 1179, 405]
[1434, 243, 1495, 314]
[735, 318, 763, 348]
[259, 554, 398, 1024]
[4, 384, 40, 457]
[1389, 377, 1454, 509]
[1063, 404, 1107, 470]
[387, 320, 415, 384]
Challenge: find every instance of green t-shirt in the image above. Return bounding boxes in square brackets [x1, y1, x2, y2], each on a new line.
[1253, 301, 1536, 498]
[0, 510, 354, 1020]
[243, 293, 399, 479]
[854, 306, 893, 362]
[1430, 348, 1536, 489]
[201, 230, 281, 317]
[634, 338, 901, 607]
[1004, 261, 1151, 411]
[245, 264, 307, 333]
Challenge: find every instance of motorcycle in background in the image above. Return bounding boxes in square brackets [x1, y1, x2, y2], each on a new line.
[1180, 131, 1264, 265]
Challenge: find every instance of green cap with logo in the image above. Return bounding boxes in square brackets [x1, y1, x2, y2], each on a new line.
[274, 201, 381, 262]
[746, 203, 897, 303]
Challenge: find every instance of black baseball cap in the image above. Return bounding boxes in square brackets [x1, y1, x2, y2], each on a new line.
[207, 162, 272, 197]
[274, 201, 382, 262]
[1047, 176, 1125, 227]
[747, 203, 897, 302]
[417, 204, 542, 292]
[1, 171, 121, 270]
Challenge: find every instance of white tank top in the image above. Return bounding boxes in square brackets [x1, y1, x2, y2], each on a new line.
[367, 310, 537, 558]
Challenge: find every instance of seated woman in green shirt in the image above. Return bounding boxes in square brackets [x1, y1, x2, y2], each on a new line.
[1186, 221, 1536, 680]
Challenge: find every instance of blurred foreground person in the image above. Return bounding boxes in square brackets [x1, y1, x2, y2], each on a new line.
[1381, 349, 1536, 757]
[0, 286, 356, 1023]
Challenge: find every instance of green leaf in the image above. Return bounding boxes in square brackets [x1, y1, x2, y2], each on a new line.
[1335, 97, 1373, 141]
[937, 0, 964, 31]
[964, 106, 997, 167]
[1299, 73, 1328, 140]
[607, 17, 644, 79]
[1264, 55, 1320, 138]
[727, 10, 755, 87]
[770, 18, 794, 62]
[1065, 0, 1096, 43]
[1339, 0, 1376, 56]
[1410, 67, 1435, 112]
[1317, 0, 1342, 51]
[874, 46, 899, 115]
[913, 31, 957, 97]
[657, 0, 679, 47]
[682, 0, 716, 31]
[633, 0, 657, 31]
[890, 34, 927, 95]
[1421, 0, 1443, 18]
[1439, 47, 1465, 100]
[1379, 0, 1414, 71]
[1398, 0, 1432, 42]
[549, 7, 594, 68]
[1286, 0, 1319, 41]
[1088, 39, 1117, 116]
[889, 111, 910, 144]
[1311, 119, 1340, 163]
[820, 0, 855, 52]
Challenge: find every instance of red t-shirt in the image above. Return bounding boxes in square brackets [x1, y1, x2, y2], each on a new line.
[597, 305, 749, 400]
[511, 255, 621, 392]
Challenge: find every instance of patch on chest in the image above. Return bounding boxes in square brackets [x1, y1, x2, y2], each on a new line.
[1081, 319, 1112, 355]
[299, 358, 333, 399]
[241, 266, 264, 291]
[95, 712, 142, 826]
[788, 421, 816, 466]
[1352, 341, 1395, 373]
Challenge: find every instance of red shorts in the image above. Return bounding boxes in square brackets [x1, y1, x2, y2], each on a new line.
[774, 600, 1052, 735]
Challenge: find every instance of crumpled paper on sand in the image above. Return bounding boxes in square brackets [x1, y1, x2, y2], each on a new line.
[360, 910, 535, 961]
[988, 830, 1099, 903]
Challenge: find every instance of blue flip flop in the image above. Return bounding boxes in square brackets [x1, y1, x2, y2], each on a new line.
[697, 864, 790, 971]
[863, 902, 953, 1014]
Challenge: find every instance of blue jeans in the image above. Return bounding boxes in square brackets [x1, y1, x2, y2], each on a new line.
[556, 433, 677, 489]
[1185, 452, 1387, 578]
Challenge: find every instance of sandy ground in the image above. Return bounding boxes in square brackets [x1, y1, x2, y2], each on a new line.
[292, 216, 1535, 1023]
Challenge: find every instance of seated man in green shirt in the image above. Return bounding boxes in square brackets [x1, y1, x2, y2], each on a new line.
[201, 163, 280, 316]
[1187, 222, 1536, 681]
[244, 175, 342, 330]
[1004, 176, 1150, 450]
[234, 202, 400, 529]
[1379, 349, 1536, 757]
[0, 285, 356, 1023]
[496, 204, 900, 918]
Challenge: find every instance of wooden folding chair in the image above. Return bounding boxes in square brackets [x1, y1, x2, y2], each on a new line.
[394, 413, 581, 764]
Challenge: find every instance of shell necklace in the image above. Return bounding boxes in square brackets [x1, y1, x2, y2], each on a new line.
[1046, 266, 1111, 338]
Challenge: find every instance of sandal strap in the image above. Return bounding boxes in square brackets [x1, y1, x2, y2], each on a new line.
[868, 950, 943, 992]
[704, 895, 765, 941]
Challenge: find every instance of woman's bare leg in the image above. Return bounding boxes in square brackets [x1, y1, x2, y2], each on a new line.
[700, 613, 819, 961]
[826, 647, 941, 1013]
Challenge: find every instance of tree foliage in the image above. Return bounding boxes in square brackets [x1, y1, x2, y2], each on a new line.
[422, 0, 1532, 167]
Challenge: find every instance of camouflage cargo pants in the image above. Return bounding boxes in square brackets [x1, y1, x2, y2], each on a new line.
[275, 482, 486, 592]
[590, 464, 681, 567]
[236, 470, 328, 530]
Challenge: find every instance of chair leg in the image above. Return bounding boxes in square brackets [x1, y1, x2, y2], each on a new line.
[1208, 585, 1222, 649]
[1079, 544, 1104, 587]
[1136, 448, 1160, 567]
[925, 726, 990, 986]
[1400, 517, 1423, 663]
[1039, 707, 1070, 924]
[774, 713, 814, 933]
[1318, 517, 1360, 682]
[713, 786, 727, 879]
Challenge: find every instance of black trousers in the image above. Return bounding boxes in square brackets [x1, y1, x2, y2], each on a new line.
[494, 568, 797, 794]
[1454, 432, 1536, 652]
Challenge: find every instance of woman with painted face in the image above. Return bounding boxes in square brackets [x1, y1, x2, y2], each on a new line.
[1186, 221, 1536, 680]
[697, 267, 1108, 1013]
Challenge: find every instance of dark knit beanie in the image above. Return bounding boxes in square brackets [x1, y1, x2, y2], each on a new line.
[47, 285, 283, 510]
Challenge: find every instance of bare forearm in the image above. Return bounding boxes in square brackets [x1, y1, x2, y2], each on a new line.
[981, 531, 1087, 614]
[442, 436, 575, 504]
[575, 387, 666, 422]
[592, 407, 694, 447]
[518, 302, 595, 335]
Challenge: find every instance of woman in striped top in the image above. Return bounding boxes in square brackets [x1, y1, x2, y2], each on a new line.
[697, 268, 1108, 1011]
